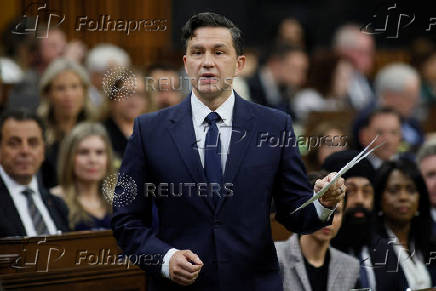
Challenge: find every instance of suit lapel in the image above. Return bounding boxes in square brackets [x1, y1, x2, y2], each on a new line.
[216, 93, 255, 213]
[0, 177, 27, 236]
[37, 179, 66, 232]
[327, 249, 341, 291]
[167, 95, 213, 211]
[289, 235, 312, 291]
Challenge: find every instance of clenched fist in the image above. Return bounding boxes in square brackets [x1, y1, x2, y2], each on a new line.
[314, 172, 346, 209]
[169, 250, 204, 286]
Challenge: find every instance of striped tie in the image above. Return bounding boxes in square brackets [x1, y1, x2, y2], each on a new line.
[21, 188, 49, 235]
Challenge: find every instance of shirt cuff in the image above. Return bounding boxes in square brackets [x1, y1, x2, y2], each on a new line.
[161, 248, 178, 278]
[313, 192, 336, 221]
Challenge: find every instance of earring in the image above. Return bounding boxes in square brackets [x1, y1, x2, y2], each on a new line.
[415, 211, 420, 216]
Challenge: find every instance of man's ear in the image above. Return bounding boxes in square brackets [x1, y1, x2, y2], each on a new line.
[183, 55, 188, 74]
[235, 55, 246, 76]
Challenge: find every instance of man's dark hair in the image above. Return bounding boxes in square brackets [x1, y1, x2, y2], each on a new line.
[181, 12, 243, 56]
[259, 43, 304, 65]
[361, 106, 402, 129]
[0, 109, 46, 142]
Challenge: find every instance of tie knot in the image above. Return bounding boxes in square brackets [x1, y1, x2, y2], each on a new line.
[204, 112, 221, 125]
[21, 188, 34, 197]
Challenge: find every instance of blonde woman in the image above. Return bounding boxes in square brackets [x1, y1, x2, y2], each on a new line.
[38, 58, 95, 188]
[52, 122, 114, 231]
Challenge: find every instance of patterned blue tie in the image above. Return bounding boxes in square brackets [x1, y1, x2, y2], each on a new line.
[204, 112, 222, 206]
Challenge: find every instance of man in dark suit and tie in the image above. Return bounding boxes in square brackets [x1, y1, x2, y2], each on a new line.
[0, 109, 69, 237]
[112, 12, 346, 291]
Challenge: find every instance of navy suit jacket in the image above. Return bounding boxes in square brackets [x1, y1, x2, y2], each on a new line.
[0, 176, 70, 237]
[111, 92, 332, 291]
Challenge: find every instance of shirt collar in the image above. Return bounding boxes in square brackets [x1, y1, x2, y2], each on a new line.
[0, 165, 38, 194]
[191, 90, 235, 127]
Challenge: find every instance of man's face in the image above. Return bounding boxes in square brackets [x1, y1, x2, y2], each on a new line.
[382, 78, 420, 118]
[360, 113, 401, 161]
[342, 34, 374, 75]
[150, 70, 181, 109]
[419, 155, 436, 208]
[183, 26, 245, 100]
[40, 29, 66, 65]
[345, 177, 374, 211]
[280, 51, 308, 89]
[0, 119, 45, 185]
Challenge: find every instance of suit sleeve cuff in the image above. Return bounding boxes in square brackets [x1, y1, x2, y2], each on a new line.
[313, 192, 336, 221]
[161, 248, 178, 278]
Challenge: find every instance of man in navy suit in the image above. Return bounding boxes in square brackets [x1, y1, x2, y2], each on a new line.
[112, 12, 346, 291]
[0, 109, 69, 237]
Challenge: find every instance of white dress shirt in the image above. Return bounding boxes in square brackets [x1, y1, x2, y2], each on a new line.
[0, 165, 59, 236]
[191, 90, 234, 171]
[161, 91, 334, 278]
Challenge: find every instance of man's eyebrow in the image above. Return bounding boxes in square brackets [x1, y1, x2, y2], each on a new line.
[214, 43, 227, 48]
[189, 43, 228, 49]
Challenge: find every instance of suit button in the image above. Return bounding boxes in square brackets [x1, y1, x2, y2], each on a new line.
[214, 219, 222, 227]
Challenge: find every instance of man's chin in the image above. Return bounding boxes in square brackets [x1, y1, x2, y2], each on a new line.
[196, 87, 222, 98]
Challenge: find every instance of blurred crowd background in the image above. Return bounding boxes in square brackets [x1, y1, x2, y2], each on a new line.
[1, 0, 436, 288]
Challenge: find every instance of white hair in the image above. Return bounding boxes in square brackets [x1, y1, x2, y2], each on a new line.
[333, 24, 361, 49]
[86, 43, 131, 72]
[375, 63, 419, 97]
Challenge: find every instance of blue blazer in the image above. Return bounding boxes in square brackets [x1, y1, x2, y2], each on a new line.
[111, 92, 332, 291]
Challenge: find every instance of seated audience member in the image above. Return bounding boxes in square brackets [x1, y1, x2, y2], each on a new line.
[293, 50, 354, 123]
[51, 123, 114, 231]
[323, 150, 409, 291]
[86, 44, 131, 107]
[333, 24, 375, 110]
[275, 173, 359, 291]
[417, 141, 436, 237]
[100, 69, 150, 161]
[248, 44, 308, 120]
[304, 122, 348, 172]
[7, 27, 67, 113]
[374, 158, 433, 289]
[353, 63, 424, 152]
[357, 107, 405, 169]
[418, 49, 436, 106]
[0, 109, 69, 237]
[275, 17, 305, 48]
[147, 64, 182, 110]
[38, 58, 94, 188]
